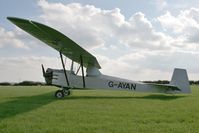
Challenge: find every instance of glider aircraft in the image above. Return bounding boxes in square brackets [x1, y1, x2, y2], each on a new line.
[7, 17, 191, 98]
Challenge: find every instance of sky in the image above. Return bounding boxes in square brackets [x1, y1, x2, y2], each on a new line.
[0, 0, 199, 82]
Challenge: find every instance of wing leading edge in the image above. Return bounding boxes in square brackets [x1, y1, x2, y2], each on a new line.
[7, 17, 101, 69]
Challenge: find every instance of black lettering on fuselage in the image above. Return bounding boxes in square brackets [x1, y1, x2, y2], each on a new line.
[118, 82, 123, 88]
[131, 84, 136, 90]
[108, 81, 136, 90]
[108, 81, 114, 87]
[126, 83, 130, 89]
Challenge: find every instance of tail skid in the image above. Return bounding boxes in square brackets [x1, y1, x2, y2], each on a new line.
[170, 68, 191, 93]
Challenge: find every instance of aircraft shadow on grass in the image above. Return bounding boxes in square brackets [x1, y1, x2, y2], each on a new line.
[64, 94, 186, 101]
[0, 93, 186, 120]
[0, 92, 55, 121]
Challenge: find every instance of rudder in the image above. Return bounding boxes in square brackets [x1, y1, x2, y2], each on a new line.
[170, 68, 191, 93]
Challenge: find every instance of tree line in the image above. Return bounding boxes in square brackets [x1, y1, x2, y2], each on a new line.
[144, 80, 199, 85]
[143, 80, 170, 84]
[0, 80, 199, 86]
[0, 81, 46, 86]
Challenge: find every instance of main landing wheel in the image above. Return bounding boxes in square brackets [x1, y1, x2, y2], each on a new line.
[55, 90, 64, 98]
[63, 89, 71, 96]
[55, 89, 71, 98]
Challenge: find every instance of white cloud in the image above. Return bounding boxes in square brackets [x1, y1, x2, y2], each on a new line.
[0, 26, 29, 49]
[97, 50, 199, 80]
[2, 51, 198, 82]
[157, 11, 184, 33]
[37, 1, 176, 51]
[1, 0, 199, 82]
[116, 12, 174, 50]
[157, 8, 199, 44]
[38, 1, 109, 49]
[0, 56, 63, 82]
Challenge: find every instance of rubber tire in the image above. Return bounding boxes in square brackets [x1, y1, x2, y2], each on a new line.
[63, 89, 70, 96]
[55, 90, 64, 98]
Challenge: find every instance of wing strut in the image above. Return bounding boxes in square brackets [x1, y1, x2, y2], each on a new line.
[75, 65, 81, 75]
[80, 55, 86, 88]
[59, 52, 70, 87]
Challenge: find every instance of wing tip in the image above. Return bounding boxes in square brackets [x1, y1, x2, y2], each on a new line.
[7, 16, 19, 21]
[7, 16, 30, 24]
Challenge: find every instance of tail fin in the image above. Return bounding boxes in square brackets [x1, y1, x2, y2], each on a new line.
[170, 68, 191, 93]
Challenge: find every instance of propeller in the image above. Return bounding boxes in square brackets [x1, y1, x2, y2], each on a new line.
[41, 64, 46, 77]
[41, 64, 52, 85]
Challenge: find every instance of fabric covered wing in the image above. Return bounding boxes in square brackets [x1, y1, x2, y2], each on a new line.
[7, 17, 101, 69]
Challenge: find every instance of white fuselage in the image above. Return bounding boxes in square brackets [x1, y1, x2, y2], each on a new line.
[49, 69, 174, 94]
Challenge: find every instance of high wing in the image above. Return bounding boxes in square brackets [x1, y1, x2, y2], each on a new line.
[7, 17, 101, 69]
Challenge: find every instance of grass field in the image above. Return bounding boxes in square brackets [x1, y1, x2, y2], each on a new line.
[0, 86, 199, 133]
